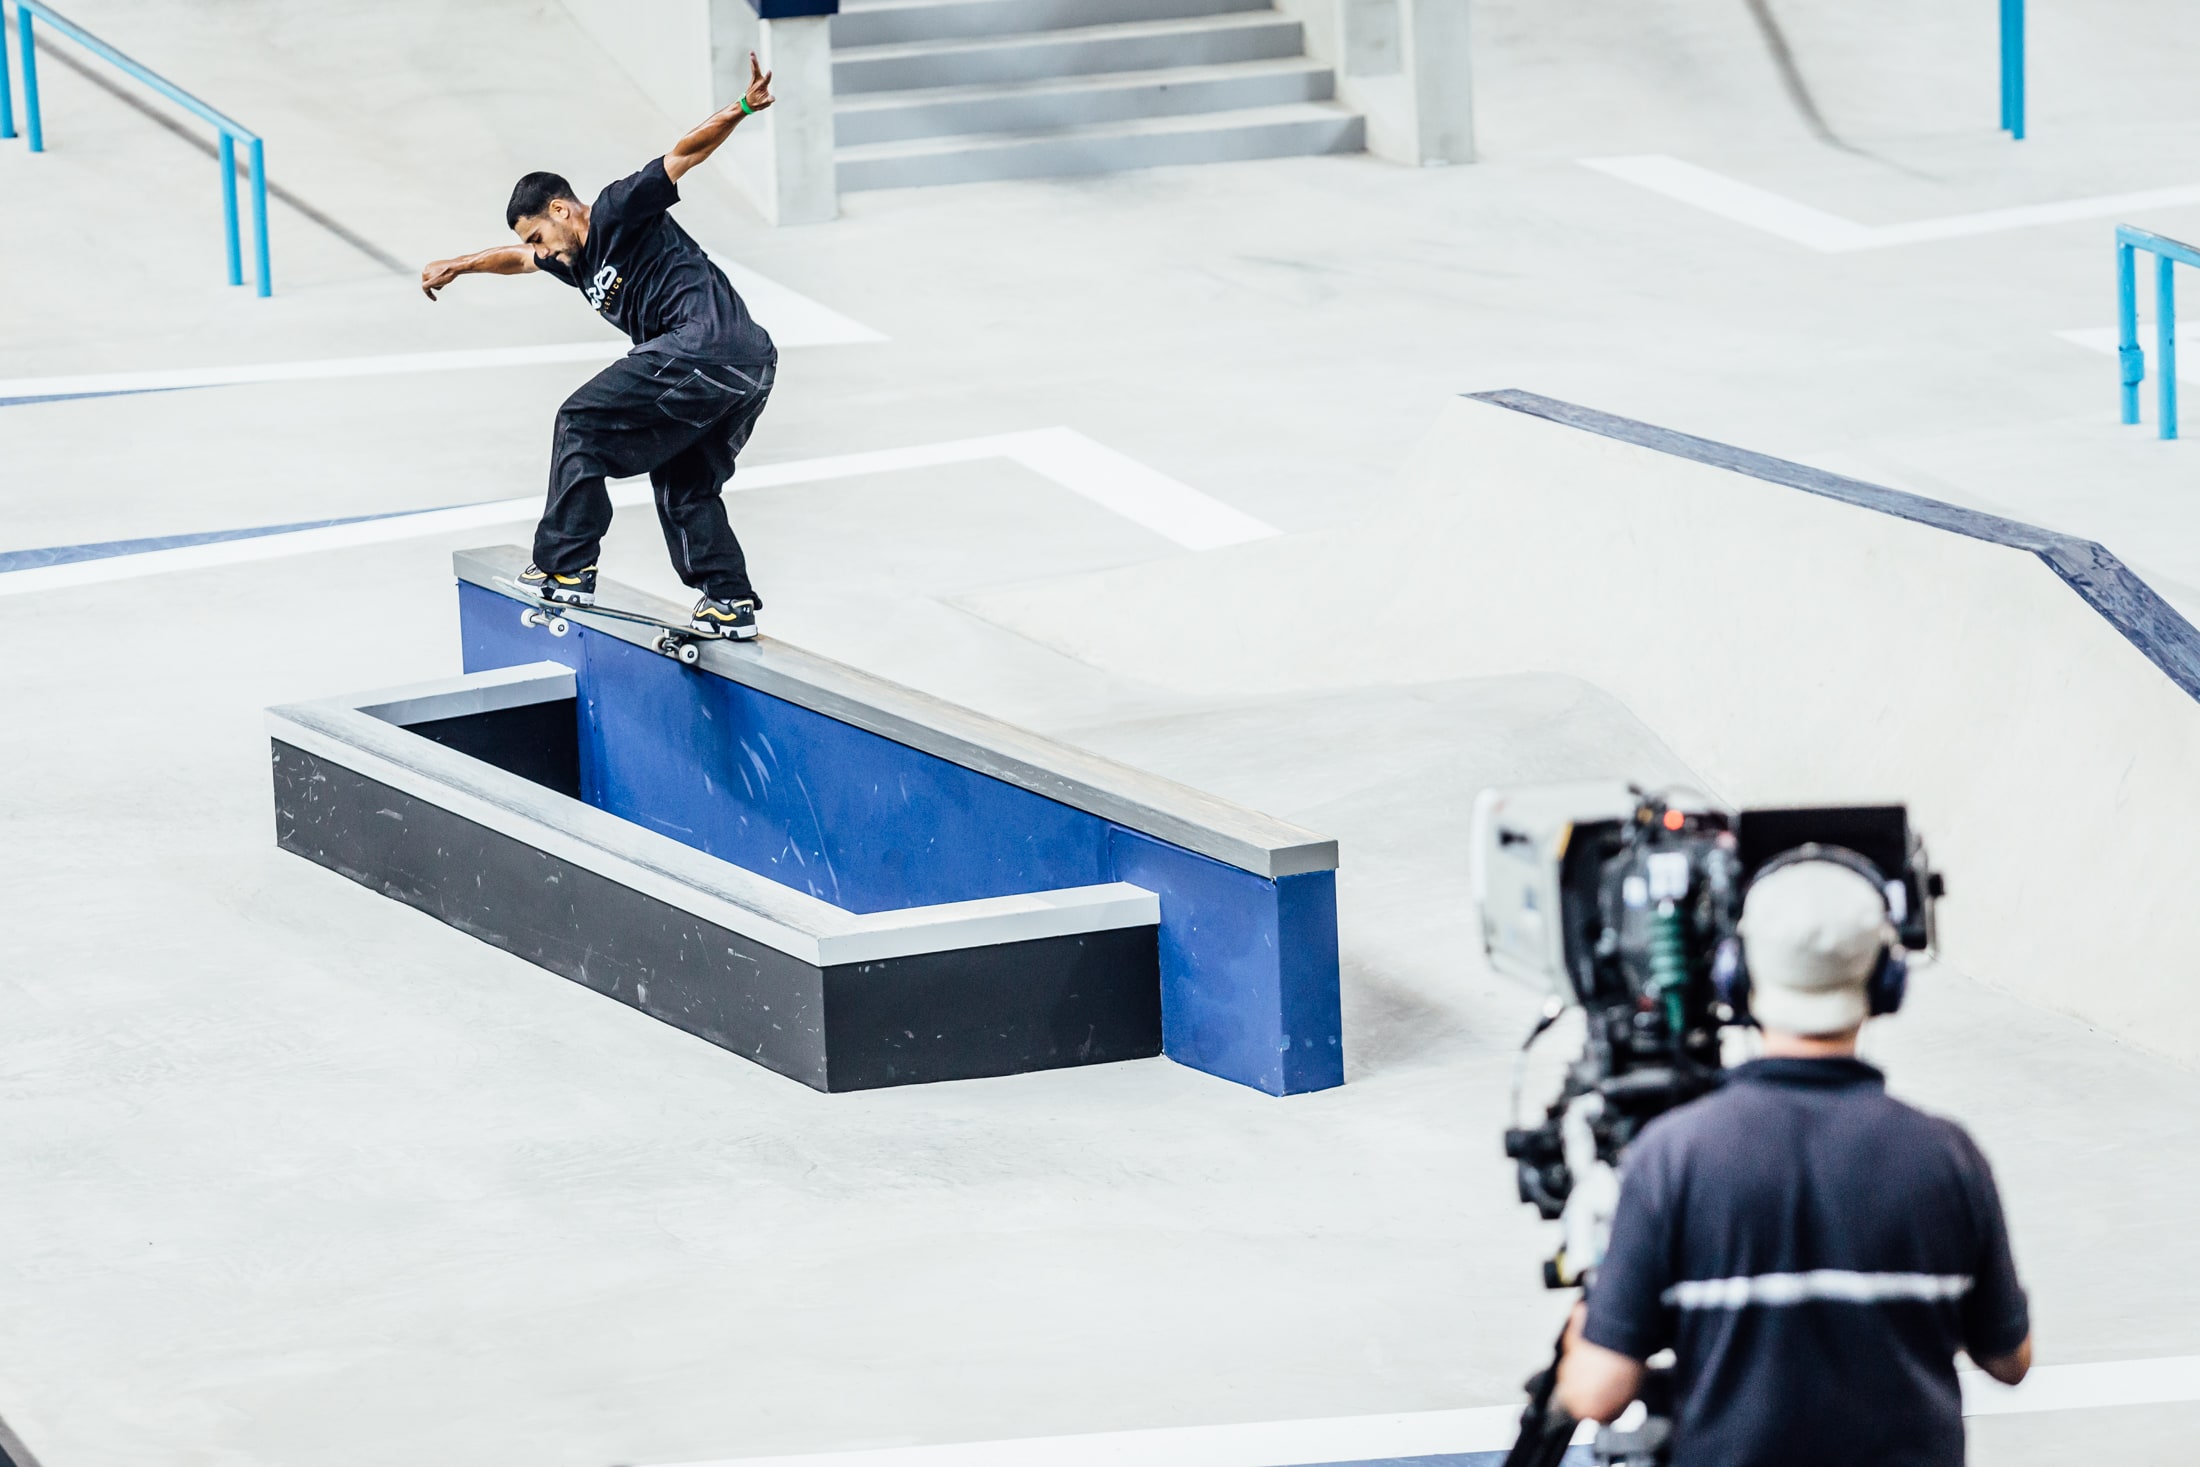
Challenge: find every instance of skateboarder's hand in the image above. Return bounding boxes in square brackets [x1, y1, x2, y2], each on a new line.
[744, 51, 774, 114]
[420, 258, 464, 300]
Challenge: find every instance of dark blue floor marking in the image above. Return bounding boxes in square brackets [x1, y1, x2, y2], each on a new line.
[1473, 388, 2200, 704]
[0, 506, 446, 574]
[0, 386, 193, 408]
[1295, 1450, 1591, 1466]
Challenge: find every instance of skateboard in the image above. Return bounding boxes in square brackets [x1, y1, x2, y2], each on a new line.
[495, 579, 740, 666]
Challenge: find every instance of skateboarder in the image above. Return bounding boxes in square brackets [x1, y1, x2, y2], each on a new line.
[418, 54, 779, 639]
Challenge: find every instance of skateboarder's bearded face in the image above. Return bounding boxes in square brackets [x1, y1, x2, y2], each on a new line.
[512, 198, 588, 268]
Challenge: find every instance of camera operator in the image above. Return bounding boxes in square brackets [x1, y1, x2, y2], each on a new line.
[1552, 857, 2032, 1465]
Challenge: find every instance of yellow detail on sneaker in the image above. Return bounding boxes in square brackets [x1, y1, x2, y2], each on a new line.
[694, 601, 755, 622]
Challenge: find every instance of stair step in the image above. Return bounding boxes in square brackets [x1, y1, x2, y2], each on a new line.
[833, 13, 1305, 96]
[834, 0, 1268, 49]
[834, 57, 1333, 147]
[836, 102, 1365, 192]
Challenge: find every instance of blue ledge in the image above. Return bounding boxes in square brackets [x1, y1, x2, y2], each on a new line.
[453, 547, 1345, 1096]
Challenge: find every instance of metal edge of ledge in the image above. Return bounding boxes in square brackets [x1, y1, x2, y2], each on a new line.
[265, 680, 1158, 967]
[1468, 388, 2200, 703]
[453, 546, 1341, 879]
[354, 661, 577, 726]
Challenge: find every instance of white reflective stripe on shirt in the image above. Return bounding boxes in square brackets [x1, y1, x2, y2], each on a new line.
[1661, 1271, 1975, 1309]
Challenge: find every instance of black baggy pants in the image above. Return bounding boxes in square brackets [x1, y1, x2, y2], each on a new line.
[532, 352, 775, 606]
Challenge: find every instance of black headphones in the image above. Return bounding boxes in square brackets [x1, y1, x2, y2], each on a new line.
[1710, 844, 1908, 1026]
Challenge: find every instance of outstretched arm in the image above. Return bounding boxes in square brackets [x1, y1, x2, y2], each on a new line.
[663, 51, 774, 184]
[420, 245, 537, 301]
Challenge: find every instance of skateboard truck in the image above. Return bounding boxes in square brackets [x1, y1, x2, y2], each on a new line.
[518, 604, 705, 666]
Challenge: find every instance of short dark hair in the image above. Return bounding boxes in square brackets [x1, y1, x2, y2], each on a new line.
[506, 172, 578, 228]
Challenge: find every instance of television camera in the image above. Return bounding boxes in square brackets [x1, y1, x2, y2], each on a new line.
[1469, 783, 1943, 1466]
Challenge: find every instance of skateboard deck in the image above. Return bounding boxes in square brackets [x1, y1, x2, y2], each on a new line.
[494, 579, 747, 666]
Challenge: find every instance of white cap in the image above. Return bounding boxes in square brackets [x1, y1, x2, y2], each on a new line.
[1739, 860, 1893, 1036]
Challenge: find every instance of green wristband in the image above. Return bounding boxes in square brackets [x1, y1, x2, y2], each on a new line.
[738, 96, 753, 115]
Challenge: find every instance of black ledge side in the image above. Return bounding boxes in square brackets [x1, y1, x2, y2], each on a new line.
[1470, 389, 2200, 703]
[400, 698, 581, 800]
[271, 742, 1161, 1091]
[0, 1413, 42, 1467]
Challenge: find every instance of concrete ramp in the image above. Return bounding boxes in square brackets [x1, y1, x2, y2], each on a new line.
[956, 392, 2200, 1061]
[1470, 0, 2200, 162]
[1468, 0, 1817, 160]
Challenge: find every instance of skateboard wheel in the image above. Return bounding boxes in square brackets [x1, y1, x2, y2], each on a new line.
[677, 641, 701, 666]
[548, 617, 569, 637]
[520, 608, 539, 629]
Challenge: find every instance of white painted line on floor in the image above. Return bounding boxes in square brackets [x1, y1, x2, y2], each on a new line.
[1005, 427, 1278, 550]
[0, 429, 1277, 597]
[716, 257, 887, 346]
[0, 341, 632, 400]
[644, 1406, 1562, 1467]
[634, 1356, 2200, 1467]
[1583, 155, 2200, 253]
[2058, 324, 2200, 384]
[1961, 1354, 2200, 1416]
[0, 259, 881, 403]
[1582, 155, 1880, 251]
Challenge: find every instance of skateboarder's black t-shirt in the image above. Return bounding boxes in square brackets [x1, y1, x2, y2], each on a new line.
[537, 157, 776, 367]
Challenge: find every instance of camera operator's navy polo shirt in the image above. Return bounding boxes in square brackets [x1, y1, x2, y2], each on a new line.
[1584, 1057, 2029, 1467]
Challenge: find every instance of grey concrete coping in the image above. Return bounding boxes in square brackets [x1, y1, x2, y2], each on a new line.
[454, 546, 1340, 879]
[267, 664, 1159, 967]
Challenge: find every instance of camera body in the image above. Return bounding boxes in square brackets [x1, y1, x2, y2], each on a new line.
[1471, 782, 1942, 1286]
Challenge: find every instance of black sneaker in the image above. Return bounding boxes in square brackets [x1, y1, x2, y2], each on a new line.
[519, 563, 596, 606]
[692, 595, 757, 640]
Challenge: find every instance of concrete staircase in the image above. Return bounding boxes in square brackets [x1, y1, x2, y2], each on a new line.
[832, 0, 1364, 192]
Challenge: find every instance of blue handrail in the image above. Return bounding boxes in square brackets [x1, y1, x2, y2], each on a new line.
[1999, 0, 2025, 140]
[2117, 225, 2199, 441]
[0, 0, 271, 295]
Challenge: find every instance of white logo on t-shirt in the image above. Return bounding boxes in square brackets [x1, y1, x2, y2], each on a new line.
[585, 263, 619, 310]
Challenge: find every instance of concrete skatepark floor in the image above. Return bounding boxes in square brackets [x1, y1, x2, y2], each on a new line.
[6, 0, 2200, 1463]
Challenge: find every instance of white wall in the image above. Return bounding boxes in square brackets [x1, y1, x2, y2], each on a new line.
[958, 397, 2200, 1062]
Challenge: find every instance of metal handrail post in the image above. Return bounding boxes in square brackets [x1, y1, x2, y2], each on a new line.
[248, 135, 270, 296]
[0, 4, 16, 141]
[10, 0, 272, 293]
[219, 130, 242, 287]
[1999, 0, 2011, 133]
[2160, 253, 2179, 441]
[2116, 226, 2200, 440]
[2117, 239, 2141, 426]
[18, 4, 40, 151]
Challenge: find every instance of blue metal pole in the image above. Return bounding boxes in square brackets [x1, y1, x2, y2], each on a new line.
[0, 2, 17, 142]
[2158, 253, 2178, 441]
[1999, 0, 2012, 132]
[2001, 0, 2026, 140]
[248, 135, 270, 296]
[218, 130, 242, 286]
[19, 5, 41, 152]
[2119, 241, 2142, 425]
